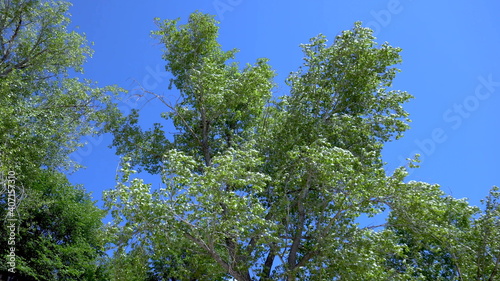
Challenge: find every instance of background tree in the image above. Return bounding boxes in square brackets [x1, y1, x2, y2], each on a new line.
[0, 0, 119, 174]
[0, 0, 120, 279]
[105, 12, 499, 281]
[386, 179, 500, 280]
[0, 169, 109, 280]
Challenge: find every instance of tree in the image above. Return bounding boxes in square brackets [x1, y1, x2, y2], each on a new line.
[0, 169, 108, 280]
[0, 0, 119, 174]
[99, 246, 152, 281]
[0, 0, 119, 279]
[386, 180, 500, 280]
[104, 12, 499, 280]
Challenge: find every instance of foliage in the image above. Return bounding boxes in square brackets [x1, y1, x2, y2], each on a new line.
[0, 0, 120, 280]
[387, 181, 500, 280]
[105, 12, 500, 281]
[99, 246, 152, 281]
[0, 0, 120, 174]
[0, 169, 108, 280]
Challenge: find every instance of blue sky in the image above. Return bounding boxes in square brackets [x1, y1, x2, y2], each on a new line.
[67, 0, 500, 211]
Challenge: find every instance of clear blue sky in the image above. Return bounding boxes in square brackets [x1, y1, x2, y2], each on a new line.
[67, 0, 500, 211]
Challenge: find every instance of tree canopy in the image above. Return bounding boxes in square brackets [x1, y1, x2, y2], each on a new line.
[0, 0, 119, 174]
[0, 3, 497, 280]
[104, 12, 500, 280]
[0, 169, 108, 280]
[0, 0, 119, 279]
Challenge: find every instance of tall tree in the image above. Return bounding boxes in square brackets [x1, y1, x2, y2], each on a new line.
[0, 0, 119, 279]
[105, 12, 499, 280]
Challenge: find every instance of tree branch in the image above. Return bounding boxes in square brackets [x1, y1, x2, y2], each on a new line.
[261, 243, 277, 280]
[287, 173, 311, 280]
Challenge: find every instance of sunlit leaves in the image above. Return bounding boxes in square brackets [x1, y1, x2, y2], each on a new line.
[104, 12, 499, 281]
[0, 0, 122, 174]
